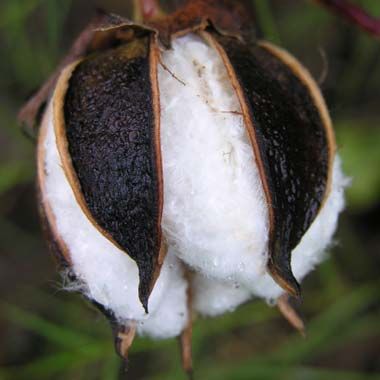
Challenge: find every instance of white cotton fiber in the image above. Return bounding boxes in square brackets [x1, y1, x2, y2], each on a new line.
[159, 34, 270, 285]
[137, 248, 188, 339]
[193, 273, 251, 317]
[192, 154, 346, 315]
[41, 102, 188, 336]
[159, 34, 346, 304]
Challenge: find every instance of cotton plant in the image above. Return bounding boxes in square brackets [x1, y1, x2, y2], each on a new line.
[22, 0, 379, 374]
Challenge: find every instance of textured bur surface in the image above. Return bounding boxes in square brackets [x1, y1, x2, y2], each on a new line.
[216, 35, 330, 296]
[63, 37, 161, 310]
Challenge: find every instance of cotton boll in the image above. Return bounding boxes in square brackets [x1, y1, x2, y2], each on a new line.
[160, 34, 269, 284]
[137, 250, 189, 339]
[41, 103, 170, 324]
[39, 31, 345, 341]
[193, 273, 251, 317]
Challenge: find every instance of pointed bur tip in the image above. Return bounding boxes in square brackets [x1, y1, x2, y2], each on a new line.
[268, 261, 302, 302]
[140, 293, 149, 314]
[138, 283, 150, 314]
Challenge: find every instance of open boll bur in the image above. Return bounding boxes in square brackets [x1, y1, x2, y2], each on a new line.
[21, 0, 347, 371]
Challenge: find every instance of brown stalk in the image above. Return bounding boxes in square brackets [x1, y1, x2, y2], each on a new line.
[179, 270, 194, 379]
[277, 294, 306, 337]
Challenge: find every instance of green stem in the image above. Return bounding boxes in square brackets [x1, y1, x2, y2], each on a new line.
[253, 0, 282, 45]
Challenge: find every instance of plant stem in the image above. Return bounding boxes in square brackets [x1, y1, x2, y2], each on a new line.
[314, 0, 380, 37]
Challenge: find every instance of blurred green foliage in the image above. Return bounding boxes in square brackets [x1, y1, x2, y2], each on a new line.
[0, 1, 379, 379]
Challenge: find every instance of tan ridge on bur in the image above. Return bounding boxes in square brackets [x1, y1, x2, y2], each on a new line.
[258, 41, 336, 202]
[149, 34, 166, 294]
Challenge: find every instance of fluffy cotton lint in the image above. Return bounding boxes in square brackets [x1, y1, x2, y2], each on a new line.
[159, 34, 346, 302]
[137, 248, 189, 339]
[160, 34, 269, 284]
[41, 102, 188, 336]
[193, 272, 251, 317]
[192, 157, 346, 315]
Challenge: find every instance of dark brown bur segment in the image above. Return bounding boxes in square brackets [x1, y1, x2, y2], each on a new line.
[63, 37, 162, 312]
[211, 35, 331, 297]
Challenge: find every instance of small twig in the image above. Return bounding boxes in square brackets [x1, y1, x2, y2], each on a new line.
[314, 0, 380, 38]
[317, 47, 329, 85]
[158, 57, 187, 86]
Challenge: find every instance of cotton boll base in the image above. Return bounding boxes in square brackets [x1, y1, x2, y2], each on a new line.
[137, 249, 189, 339]
[39, 102, 188, 337]
[193, 273, 251, 317]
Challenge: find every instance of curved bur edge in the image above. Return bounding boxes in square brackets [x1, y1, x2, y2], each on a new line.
[53, 34, 164, 312]
[203, 32, 335, 298]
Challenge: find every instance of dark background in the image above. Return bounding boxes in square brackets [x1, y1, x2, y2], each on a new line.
[0, 0, 379, 379]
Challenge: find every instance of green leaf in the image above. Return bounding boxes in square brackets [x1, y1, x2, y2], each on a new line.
[1, 303, 96, 348]
[336, 120, 380, 211]
[0, 162, 34, 195]
[253, 0, 282, 44]
[270, 283, 379, 364]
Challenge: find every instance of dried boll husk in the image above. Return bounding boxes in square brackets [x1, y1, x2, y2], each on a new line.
[23, 0, 347, 370]
[53, 37, 163, 313]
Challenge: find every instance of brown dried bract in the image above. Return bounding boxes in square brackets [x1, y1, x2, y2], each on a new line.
[114, 323, 137, 360]
[277, 294, 306, 337]
[149, 0, 255, 47]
